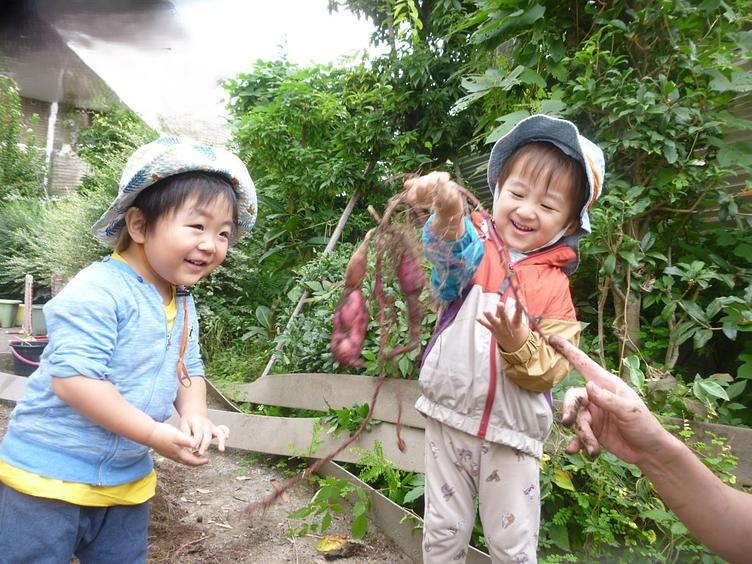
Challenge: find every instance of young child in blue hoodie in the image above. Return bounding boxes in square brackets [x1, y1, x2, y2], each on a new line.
[0, 136, 257, 562]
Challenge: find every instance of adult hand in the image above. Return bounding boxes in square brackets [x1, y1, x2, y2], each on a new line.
[550, 336, 666, 465]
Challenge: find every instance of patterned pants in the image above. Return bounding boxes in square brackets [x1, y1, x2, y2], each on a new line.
[422, 418, 540, 564]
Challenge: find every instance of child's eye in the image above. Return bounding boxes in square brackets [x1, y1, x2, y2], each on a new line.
[190, 224, 204, 231]
[219, 231, 230, 240]
[541, 204, 557, 212]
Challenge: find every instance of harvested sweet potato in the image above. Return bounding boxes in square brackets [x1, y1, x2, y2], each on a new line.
[331, 288, 368, 367]
[345, 239, 369, 289]
[387, 246, 425, 359]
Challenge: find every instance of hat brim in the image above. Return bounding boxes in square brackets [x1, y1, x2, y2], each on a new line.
[92, 137, 257, 245]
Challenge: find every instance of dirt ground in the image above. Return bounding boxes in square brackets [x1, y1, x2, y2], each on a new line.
[0, 400, 415, 563]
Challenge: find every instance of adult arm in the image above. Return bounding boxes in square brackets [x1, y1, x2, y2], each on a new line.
[551, 336, 752, 563]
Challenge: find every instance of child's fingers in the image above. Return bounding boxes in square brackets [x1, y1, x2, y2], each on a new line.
[215, 424, 230, 452]
[196, 424, 213, 455]
[476, 311, 501, 333]
[177, 449, 209, 467]
[512, 299, 524, 326]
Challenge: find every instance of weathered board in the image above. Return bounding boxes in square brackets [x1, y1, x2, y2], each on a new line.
[3, 370, 752, 485]
[226, 373, 424, 428]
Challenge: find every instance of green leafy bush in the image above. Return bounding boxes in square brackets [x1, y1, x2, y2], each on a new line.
[0, 75, 45, 201]
[539, 426, 736, 562]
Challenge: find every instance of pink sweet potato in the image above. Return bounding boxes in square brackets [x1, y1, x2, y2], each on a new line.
[387, 247, 425, 359]
[331, 288, 368, 367]
[345, 240, 369, 289]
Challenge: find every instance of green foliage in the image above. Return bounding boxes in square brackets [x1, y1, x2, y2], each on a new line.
[0, 105, 155, 299]
[289, 475, 371, 539]
[75, 105, 158, 184]
[355, 441, 424, 507]
[323, 403, 382, 436]
[0, 75, 45, 201]
[539, 425, 736, 562]
[0, 189, 113, 298]
[0, 199, 44, 297]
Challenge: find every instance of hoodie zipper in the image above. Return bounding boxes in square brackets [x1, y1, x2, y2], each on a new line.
[478, 335, 498, 439]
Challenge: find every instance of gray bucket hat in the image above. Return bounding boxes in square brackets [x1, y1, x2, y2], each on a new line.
[92, 136, 257, 245]
[486, 114, 604, 234]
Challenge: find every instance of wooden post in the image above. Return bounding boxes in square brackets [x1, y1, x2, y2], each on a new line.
[22, 274, 33, 337]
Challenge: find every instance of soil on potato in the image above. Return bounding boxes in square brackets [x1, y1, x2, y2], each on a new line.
[0, 400, 415, 563]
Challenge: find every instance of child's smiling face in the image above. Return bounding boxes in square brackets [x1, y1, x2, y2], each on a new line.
[493, 146, 582, 253]
[141, 193, 234, 293]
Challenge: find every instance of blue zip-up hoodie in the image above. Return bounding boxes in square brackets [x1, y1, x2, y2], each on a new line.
[0, 257, 204, 486]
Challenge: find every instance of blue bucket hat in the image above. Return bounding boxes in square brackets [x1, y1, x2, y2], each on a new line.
[486, 114, 604, 234]
[92, 136, 257, 245]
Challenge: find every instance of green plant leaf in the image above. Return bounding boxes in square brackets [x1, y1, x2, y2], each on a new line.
[351, 514, 368, 539]
[695, 379, 729, 401]
[553, 469, 575, 491]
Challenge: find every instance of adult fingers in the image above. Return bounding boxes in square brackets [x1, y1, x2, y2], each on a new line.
[565, 436, 584, 455]
[572, 407, 600, 458]
[561, 387, 587, 427]
[549, 336, 622, 391]
[585, 381, 639, 417]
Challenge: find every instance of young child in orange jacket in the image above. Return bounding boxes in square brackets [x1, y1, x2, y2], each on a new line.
[404, 114, 605, 563]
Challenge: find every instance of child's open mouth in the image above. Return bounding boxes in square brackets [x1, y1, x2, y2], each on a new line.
[185, 259, 206, 267]
[511, 219, 534, 233]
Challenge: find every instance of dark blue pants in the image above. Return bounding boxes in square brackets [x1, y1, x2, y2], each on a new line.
[0, 482, 149, 563]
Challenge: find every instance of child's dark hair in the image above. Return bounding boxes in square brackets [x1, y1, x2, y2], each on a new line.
[497, 142, 588, 224]
[116, 171, 238, 252]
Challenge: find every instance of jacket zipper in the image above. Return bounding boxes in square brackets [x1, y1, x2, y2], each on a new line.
[478, 336, 498, 438]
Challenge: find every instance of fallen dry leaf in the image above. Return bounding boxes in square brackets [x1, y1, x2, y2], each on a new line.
[316, 535, 348, 553]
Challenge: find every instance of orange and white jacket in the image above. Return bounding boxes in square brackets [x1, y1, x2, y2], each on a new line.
[416, 213, 580, 459]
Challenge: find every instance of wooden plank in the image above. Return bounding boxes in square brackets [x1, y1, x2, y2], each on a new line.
[226, 374, 425, 429]
[203, 409, 425, 472]
[0, 371, 30, 402]
[2, 371, 752, 485]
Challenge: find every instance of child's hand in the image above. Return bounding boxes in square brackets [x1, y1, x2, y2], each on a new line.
[180, 413, 230, 456]
[146, 421, 210, 466]
[477, 298, 530, 353]
[404, 171, 466, 239]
